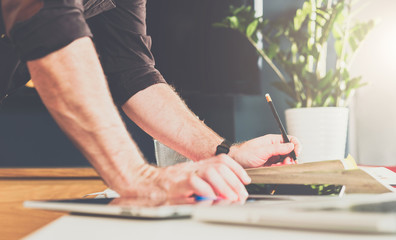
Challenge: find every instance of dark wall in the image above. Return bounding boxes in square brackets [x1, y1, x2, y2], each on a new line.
[147, 0, 260, 95]
[0, 89, 156, 167]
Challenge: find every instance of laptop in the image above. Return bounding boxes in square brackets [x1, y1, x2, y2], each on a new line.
[193, 193, 396, 234]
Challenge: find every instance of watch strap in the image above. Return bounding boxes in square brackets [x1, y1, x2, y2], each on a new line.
[215, 139, 233, 155]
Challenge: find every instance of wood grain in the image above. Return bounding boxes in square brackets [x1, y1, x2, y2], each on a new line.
[246, 160, 345, 175]
[0, 168, 100, 178]
[0, 168, 107, 240]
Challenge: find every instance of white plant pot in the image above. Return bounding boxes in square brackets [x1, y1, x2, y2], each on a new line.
[285, 107, 349, 163]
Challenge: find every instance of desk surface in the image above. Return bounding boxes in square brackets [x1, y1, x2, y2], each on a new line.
[25, 214, 396, 240]
[0, 168, 106, 240]
[7, 166, 396, 240]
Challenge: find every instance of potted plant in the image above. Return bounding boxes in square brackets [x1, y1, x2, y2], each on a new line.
[215, 0, 375, 162]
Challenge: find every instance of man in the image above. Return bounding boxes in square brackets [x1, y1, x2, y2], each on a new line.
[0, 0, 300, 201]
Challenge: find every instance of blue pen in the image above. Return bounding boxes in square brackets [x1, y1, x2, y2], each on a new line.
[193, 195, 217, 201]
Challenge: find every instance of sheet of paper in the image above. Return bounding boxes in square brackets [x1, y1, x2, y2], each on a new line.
[360, 167, 396, 186]
[343, 154, 358, 170]
[84, 188, 119, 198]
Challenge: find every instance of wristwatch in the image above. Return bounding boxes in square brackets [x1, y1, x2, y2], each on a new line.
[215, 139, 233, 155]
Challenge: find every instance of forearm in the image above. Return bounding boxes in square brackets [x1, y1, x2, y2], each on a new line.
[122, 84, 223, 161]
[28, 37, 145, 193]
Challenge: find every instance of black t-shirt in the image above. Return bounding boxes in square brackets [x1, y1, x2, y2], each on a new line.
[83, 0, 116, 19]
[0, 0, 166, 106]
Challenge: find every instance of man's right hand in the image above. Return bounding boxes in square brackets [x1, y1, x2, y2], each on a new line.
[114, 155, 251, 201]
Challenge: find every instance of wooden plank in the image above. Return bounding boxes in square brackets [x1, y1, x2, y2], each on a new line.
[246, 160, 345, 175]
[0, 167, 100, 178]
[0, 168, 107, 240]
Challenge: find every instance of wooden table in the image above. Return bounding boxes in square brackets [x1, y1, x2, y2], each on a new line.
[0, 168, 106, 240]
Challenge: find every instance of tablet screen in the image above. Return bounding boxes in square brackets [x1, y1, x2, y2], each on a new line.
[246, 183, 345, 197]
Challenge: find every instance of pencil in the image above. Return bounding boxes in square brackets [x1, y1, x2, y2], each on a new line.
[265, 93, 297, 161]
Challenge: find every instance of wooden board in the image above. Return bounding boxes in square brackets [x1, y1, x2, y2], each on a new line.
[0, 168, 100, 178]
[0, 168, 106, 240]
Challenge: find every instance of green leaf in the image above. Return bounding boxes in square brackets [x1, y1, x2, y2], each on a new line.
[267, 43, 279, 59]
[227, 16, 239, 29]
[318, 70, 335, 90]
[246, 19, 259, 37]
[341, 69, 350, 80]
[346, 76, 365, 91]
[312, 43, 321, 57]
[299, 55, 305, 63]
[347, 20, 375, 53]
[307, 38, 315, 50]
[316, 15, 327, 27]
[349, 36, 359, 51]
[323, 96, 335, 107]
[332, 23, 343, 40]
[232, 5, 246, 15]
[334, 40, 343, 56]
[316, 9, 330, 20]
[293, 1, 311, 31]
[291, 42, 298, 55]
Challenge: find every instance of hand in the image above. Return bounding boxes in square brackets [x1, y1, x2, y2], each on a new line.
[115, 154, 251, 201]
[229, 134, 301, 168]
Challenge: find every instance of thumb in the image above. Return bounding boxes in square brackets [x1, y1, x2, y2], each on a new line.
[272, 143, 295, 155]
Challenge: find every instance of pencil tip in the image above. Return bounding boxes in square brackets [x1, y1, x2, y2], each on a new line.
[265, 93, 272, 102]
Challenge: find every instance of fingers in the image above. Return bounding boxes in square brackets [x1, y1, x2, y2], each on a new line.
[282, 156, 297, 165]
[215, 154, 251, 185]
[159, 157, 250, 201]
[198, 167, 239, 200]
[270, 134, 301, 158]
[189, 173, 216, 199]
[288, 136, 302, 157]
[262, 134, 300, 160]
[212, 164, 249, 200]
[193, 155, 250, 201]
[271, 142, 295, 156]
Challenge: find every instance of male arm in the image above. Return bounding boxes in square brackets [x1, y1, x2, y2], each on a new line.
[122, 84, 222, 161]
[28, 37, 145, 195]
[28, 37, 250, 200]
[122, 84, 301, 168]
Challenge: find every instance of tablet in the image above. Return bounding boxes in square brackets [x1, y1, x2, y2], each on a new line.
[24, 197, 196, 219]
[246, 183, 346, 199]
[24, 184, 345, 219]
